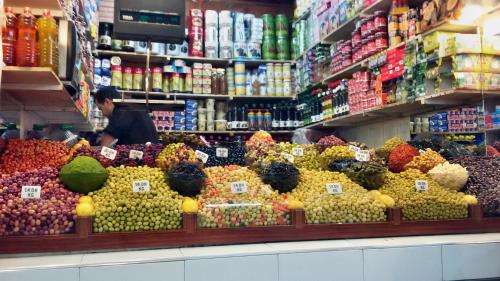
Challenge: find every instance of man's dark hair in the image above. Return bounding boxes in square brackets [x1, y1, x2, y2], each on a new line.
[94, 86, 120, 104]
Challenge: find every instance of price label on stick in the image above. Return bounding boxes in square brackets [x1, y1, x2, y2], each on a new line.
[231, 181, 248, 194]
[216, 148, 229, 158]
[355, 150, 370, 162]
[101, 146, 117, 160]
[415, 180, 429, 192]
[281, 152, 294, 163]
[132, 180, 150, 193]
[195, 150, 209, 163]
[292, 147, 304, 157]
[349, 145, 361, 153]
[129, 149, 144, 160]
[21, 186, 41, 199]
[326, 183, 343, 195]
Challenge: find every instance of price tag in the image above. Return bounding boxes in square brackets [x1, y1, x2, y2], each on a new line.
[216, 148, 229, 158]
[348, 145, 361, 153]
[195, 150, 209, 163]
[101, 146, 117, 160]
[231, 181, 248, 194]
[415, 180, 429, 192]
[21, 186, 41, 199]
[326, 183, 343, 195]
[129, 149, 144, 160]
[281, 152, 295, 163]
[132, 180, 150, 193]
[292, 147, 304, 157]
[355, 150, 371, 162]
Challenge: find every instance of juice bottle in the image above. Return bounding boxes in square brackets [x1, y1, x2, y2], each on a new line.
[2, 7, 17, 66]
[37, 9, 58, 72]
[16, 7, 37, 67]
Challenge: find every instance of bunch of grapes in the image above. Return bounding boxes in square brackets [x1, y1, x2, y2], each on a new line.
[91, 166, 183, 232]
[0, 140, 69, 174]
[197, 166, 290, 228]
[195, 143, 246, 167]
[0, 167, 79, 236]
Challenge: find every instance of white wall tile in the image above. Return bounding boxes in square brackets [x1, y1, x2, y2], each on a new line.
[0, 268, 78, 281]
[364, 246, 442, 281]
[278, 250, 363, 281]
[442, 243, 500, 281]
[80, 261, 184, 281]
[185, 255, 278, 281]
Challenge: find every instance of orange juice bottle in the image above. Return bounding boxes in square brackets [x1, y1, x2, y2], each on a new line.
[2, 7, 17, 66]
[16, 7, 37, 67]
[37, 9, 58, 72]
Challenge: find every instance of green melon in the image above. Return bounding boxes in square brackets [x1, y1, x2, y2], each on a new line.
[60, 156, 108, 194]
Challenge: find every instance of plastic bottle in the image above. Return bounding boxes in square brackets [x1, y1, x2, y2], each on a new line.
[1, 123, 20, 140]
[2, 7, 17, 66]
[37, 9, 58, 72]
[27, 124, 47, 139]
[16, 7, 37, 67]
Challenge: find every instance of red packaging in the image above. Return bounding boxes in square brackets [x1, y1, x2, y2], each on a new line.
[366, 15, 375, 36]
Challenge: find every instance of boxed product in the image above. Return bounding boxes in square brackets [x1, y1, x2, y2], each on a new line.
[483, 73, 500, 91]
[443, 34, 482, 56]
[482, 35, 500, 55]
[423, 31, 453, 53]
[453, 72, 482, 90]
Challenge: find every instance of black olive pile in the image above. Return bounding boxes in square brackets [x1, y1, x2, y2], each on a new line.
[195, 143, 246, 167]
[328, 159, 358, 172]
[344, 162, 387, 190]
[450, 156, 500, 216]
[261, 161, 300, 193]
[167, 163, 206, 197]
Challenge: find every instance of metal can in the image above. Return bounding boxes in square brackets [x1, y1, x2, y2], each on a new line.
[274, 63, 283, 81]
[262, 36, 277, 59]
[276, 36, 290, 60]
[122, 67, 133, 90]
[282, 63, 291, 80]
[172, 73, 181, 92]
[132, 68, 144, 91]
[162, 74, 170, 93]
[275, 14, 289, 37]
[185, 73, 193, 93]
[111, 65, 122, 89]
[261, 14, 275, 36]
[152, 67, 163, 92]
[266, 63, 275, 80]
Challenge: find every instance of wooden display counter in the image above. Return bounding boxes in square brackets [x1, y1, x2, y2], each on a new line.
[1, 205, 499, 254]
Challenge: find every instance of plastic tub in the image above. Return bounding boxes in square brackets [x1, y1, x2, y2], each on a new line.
[215, 120, 227, 131]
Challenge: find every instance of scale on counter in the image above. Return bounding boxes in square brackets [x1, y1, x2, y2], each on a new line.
[113, 0, 185, 43]
[113, 0, 186, 106]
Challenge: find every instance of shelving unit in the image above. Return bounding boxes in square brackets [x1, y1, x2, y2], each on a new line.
[0, 67, 94, 134]
[117, 90, 296, 101]
[162, 130, 294, 135]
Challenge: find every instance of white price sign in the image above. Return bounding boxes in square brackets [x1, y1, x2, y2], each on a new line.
[292, 147, 304, 157]
[195, 150, 209, 163]
[415, 180, 429, 192]
[231, 181, 248, 194]
[281, 152, 295, 163]
[326, 183, 343, 195]
[101, 146, 117, 160]
[348, 145, 361, 153]
[355, 150, 371, 162]
[216, 148, 229, 158]
[133, 180, 150, 193]
[21, 186, 41, 199]
[129, 149, 144, 160]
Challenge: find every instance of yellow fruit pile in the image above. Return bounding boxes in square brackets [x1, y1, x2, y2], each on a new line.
[290, 169, 387, 224]
[379, 169, 469, 221]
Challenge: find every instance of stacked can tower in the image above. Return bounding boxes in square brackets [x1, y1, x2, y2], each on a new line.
[275, 15, 290, 60]
[261, 14, 276, 60]
[188, 9, 204, 57]
[205, 10, 219, 58]
[219, 11, 233, 59]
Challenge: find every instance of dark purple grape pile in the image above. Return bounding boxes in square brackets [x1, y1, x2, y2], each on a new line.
[195, 143, 245, 167]
[111, 144, 164, 167]
[0, 167, 79, 236]
[451, 156, 500, 216]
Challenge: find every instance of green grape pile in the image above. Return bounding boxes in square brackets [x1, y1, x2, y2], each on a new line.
[290, 169, 387, 224]
[319, 146, 355, 169]
[261, 143, 321, 170]
[197, 165, 290, 228]
[379, 169, 468, 221]
[90, 166, 183, 232]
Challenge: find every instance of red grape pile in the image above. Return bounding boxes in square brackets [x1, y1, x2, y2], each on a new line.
[0, 167, 80, 236]
[0, 140, 69, 174]
[111, 144, 164, 167]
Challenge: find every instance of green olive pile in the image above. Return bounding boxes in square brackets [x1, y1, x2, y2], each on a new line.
[345, 162, 388, 190]
[379, 169, 468, 221]
[290, 169, 387, 224]
[261, 143, 321, 170]
[319, 146, 355, 169]
[90, 166, 183, 232]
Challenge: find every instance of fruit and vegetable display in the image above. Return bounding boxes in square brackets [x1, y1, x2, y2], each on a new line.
[156, 143, 199, 171]
[0, 167, 79, 236]
[0, 131, 498, 238]
[379, 169, 469, 221]
[290, 169, 388, 224]
[0, 140, 69, 174]
[450, 156, 500, 216]
[197, 166, 290, 228]
[90, 166, 183, 232]
[160, 133, 205, 148]
[194, 143, 246, 167]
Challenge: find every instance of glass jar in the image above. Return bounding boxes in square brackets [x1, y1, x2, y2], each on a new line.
[375, 32, 388, 51]
[374, 11, 387, 32]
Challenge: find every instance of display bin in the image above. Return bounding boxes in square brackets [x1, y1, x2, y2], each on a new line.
[1, 204, 499, 255]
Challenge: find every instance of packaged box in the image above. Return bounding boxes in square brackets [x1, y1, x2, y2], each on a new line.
[483, 73, 500, 91]
[174, 111, 185, 117]
[202, 84, 212, 94]
[444, 34, 482, 56]
[193, 85, 203, 94]
[482, 35, 500, 55]
[454, 72, 482, 90]
[423, 31, 452, 53]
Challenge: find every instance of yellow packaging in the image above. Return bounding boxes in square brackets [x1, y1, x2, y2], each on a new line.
[482, 35, 500, 55]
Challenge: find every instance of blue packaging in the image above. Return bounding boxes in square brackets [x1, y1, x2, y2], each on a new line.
[174, 111, 185, 117]
[173, 125, 185, 131]
[174, 116, 186, 123]
[186, 109, 198, 117]
[435, 112, 447, 119]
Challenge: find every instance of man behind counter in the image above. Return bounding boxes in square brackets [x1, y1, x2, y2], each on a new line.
[94, 87, 159, 146]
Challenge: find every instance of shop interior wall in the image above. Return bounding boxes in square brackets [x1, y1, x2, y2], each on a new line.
[336, 117, 411, 147]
